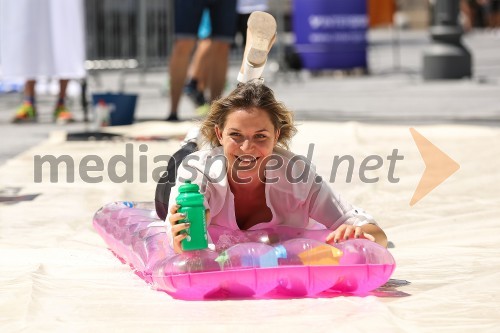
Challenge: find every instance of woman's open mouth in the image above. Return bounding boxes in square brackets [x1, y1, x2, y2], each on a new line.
[234, 155, 260, 168]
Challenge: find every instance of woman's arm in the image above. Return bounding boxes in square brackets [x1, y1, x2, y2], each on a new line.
[306, 172, 388, 247]
[165, 148, 220, 253]
[360, 223, 388, 247]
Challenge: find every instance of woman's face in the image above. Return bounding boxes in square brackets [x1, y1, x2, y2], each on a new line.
[215, 107, 279, 183]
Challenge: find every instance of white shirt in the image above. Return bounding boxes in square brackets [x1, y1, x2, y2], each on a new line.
[166, 146, 375, 239]
[0, 0, 85, 80]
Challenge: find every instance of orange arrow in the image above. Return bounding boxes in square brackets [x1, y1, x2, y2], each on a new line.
[410, 128, 460, 206]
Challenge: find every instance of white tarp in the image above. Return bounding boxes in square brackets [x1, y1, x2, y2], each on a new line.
[1, 121, 499, 332]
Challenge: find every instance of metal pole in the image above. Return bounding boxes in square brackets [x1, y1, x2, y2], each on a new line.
[422, 0, 472, 80]
[81, 78, 89, 122]
[138, 0, 148, 70]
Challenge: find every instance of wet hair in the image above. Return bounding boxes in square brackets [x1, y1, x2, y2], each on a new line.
[200, 81, 297, 149]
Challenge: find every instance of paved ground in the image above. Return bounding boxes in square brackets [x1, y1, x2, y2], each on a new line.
[1, 29, 499, 165]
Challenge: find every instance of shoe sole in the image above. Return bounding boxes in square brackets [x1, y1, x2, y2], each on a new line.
[56, 118, 74, 125]
[12, 116, 37, 124]
[195, 104, 210, 116]
[247, 11, 277, 67]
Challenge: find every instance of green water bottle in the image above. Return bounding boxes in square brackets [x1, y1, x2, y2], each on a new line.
[176, 181, 208, 251]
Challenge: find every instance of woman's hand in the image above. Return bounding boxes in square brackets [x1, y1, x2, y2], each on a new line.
[168, 204, 190, 254]
[326, 223, 388, 247]
[326, 224, 375, 245]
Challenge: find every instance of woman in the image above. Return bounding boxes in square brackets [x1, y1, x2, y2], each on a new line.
[0, 0, 85, 123]
[163, 11, 387, 253]
[166, 81, 387, 253]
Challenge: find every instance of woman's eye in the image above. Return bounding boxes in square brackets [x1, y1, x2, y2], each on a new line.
[255, 134, 267, 139]
[229, 132, 241, 137]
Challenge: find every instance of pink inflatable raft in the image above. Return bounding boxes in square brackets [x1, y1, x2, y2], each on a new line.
[93, 201, 396, 300]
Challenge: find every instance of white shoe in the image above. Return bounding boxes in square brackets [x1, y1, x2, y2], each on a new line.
[181, 126, 201, 147]
[238, 11, 277, 83]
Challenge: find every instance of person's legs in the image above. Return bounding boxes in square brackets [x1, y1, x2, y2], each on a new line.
[474, 1, 487, 28]
[191, 39, 212, 92]
[168, 39, 197, 121]
[24, 80, 36, 99]
[207, 40, 230, 102]
[167, 0, 205, 121]
[185, 39, 212, 107]
[467, 0, 477, 27]
[492, 1, 500, 28]
[54, 79, 74, 124]
[237, 13, 251, 50]
[460, 0, 473, 31]
[12, 80, 37, 123]
[206, 0, 236, 100]
[58, 79, 69, 100]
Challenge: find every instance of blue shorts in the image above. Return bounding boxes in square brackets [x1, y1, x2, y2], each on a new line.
[174, 0, 237, 42]
[197, 9, 211, 39]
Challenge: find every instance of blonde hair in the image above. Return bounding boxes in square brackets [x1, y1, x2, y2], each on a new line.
[200, 81, 297, 149]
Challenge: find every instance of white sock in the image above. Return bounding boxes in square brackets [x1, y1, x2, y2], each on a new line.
[237, 59, 266, 83]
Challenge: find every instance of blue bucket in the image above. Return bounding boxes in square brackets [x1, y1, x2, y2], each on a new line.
[92, 93, 138, 126]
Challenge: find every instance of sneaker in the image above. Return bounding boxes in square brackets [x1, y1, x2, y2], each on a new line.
[238, 11, 277, 83]
[12, 102, 37, 123]
[184, 80, 206, 107]
[166, 113, 180, 122]
[187, 89, 206, 107]
[54, 104, 74, 124]
[195, 103, 210, 116]
[181, 126, 201, 146]
[247, 11, 277, 67]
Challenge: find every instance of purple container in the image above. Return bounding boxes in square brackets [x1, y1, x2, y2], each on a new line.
[293, 0, 368, 70]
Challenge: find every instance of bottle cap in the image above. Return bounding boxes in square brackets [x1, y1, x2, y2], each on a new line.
[178, 180, 200, 193]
